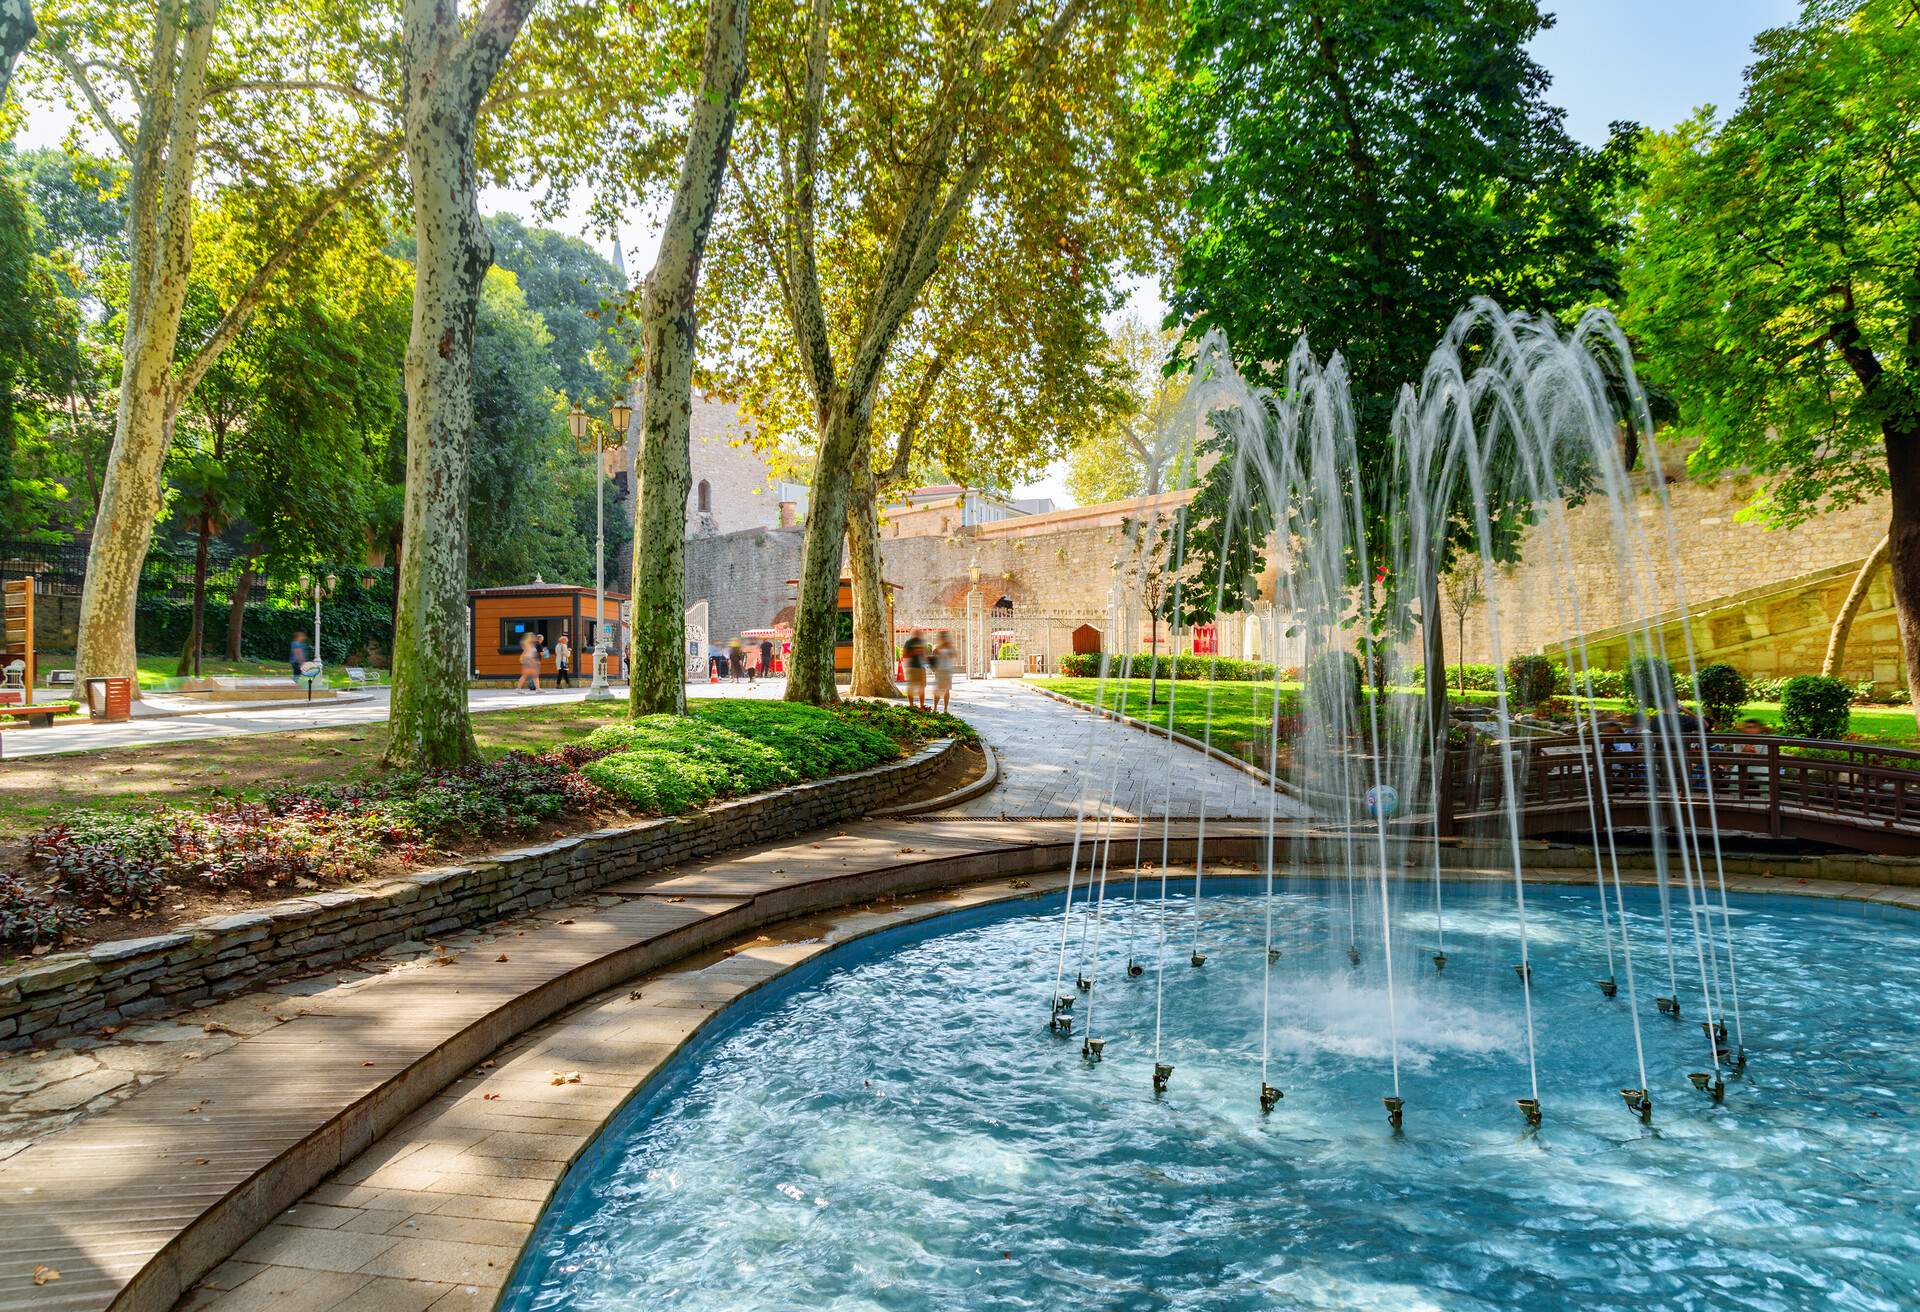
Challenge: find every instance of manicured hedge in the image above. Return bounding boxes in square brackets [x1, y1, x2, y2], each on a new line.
[1779, 675, 1853, 740]
[1055, 652, 1279, 681]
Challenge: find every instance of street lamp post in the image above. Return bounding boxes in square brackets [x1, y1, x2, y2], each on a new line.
[570, 403, 627, 702]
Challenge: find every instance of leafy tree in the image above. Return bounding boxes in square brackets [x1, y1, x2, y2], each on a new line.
[485, 213, 631, 406]
[1065, 314, 1194, 506]
[466, 268, 593, 589]
[1622, 0, 1920, 724]
[700, 0, 1168, 703]
[623, 0, 751, 715]
[1144, 0, 1636, 721]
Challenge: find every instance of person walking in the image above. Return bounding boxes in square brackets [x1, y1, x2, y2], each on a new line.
[553, 635, 573, 689]
[729, 639, 746, 682]
[288, 631, 312, 684]
[760, 637, 775, 678]
[902, 630, 930, 709]
[517, 631, 543, 693]
[933, 630, 956, 714]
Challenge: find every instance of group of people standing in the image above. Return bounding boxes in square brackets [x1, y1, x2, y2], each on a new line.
[710, 638, 776, 682]
[900, 630, 956, 713]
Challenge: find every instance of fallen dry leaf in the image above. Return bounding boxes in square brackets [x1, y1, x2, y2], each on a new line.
[203, 1021, 240, 1037]
[628, 990, 643, 1001]
[193, 1157, 209, 1165]
[665, 895, 685, 903]
[548, 1071, 583, 1086]
[496, 954, 510, 962]
[558, 918, 575, 925]
[31, 1265, 58, 1286]
[482, 1093, 501, 1101]
[362, 1061, 375, 1067]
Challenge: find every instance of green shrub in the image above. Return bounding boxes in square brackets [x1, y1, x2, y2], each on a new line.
[1626, 655, 1677, 710]
[1505, 653, 1557, 707]
[690, 700, 899, 778]
[996, 641, 1019, 659]
[585, 716, 795, 794]
[1779, 674, 1853, 740]
[0, 873, 82, 949]
[1304, 649, 1363, 719]
[1693, 663, 1749, 729]
[581, 749, 733, 814]
[829, 699, 980, 747]
[1056, 652, 1278, 681]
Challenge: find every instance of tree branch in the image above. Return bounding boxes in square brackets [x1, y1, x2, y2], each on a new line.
[206, 78, 398, 111]
[453, 0, 540, 118]
[876, 348, 951, 488]
[49, 46, 137, 158]
[782, 0, 836, 403]
[171, 135, 405, 403]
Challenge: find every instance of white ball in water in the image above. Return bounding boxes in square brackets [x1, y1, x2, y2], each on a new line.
[1364, 784, 1399, 819]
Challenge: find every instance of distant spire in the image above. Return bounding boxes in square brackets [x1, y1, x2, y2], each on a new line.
[610, 223, 628, 287]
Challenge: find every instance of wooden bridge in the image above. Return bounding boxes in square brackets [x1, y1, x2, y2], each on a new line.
[1445, 732, 1920, 855]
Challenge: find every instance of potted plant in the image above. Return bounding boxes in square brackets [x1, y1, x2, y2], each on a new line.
[990, 639, 1024, 679]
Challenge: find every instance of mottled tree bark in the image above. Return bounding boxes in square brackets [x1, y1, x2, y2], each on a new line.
[178, 504, 212, 676]
[0, 0, 33, 100]
[787, 398, 869, 703]
[847, 460, 899, 698]
[384, 0, 536, 768]
[73, 0, 218, 696]
[628, 0, 751, 717]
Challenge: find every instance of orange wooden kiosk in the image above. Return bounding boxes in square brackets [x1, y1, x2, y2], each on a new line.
[785, 576, 895, 678]
[468, 582, 626, 680]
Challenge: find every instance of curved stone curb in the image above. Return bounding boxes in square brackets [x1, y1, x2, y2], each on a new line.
[1024, 681, 1307, 806]
[870, 742, 1001, 818]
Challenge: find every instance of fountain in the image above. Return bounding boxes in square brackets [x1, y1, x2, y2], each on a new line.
[496, 305, 1920, 1311]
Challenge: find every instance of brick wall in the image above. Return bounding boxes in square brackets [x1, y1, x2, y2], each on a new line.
[0, 740, 956, 1050]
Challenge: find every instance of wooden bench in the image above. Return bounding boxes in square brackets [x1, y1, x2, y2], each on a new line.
[0, 703, 77, 729]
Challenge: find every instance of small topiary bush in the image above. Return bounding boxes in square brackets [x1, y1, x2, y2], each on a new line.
[1626, 655, 1677, 711]
[1505, 653, 1557, 707]
[1304, 649, 1363, 722]
[1779, 674, 1853, 741]
[1693, 663, 1749, 730]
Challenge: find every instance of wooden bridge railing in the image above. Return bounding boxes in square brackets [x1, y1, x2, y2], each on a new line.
[1444, 730, 1920, 849]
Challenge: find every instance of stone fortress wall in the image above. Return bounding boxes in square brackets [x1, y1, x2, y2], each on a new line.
[1449, 473, 1899, 690]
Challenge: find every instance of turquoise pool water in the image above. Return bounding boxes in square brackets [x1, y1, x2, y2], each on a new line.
[501, 880, 1920, 1311]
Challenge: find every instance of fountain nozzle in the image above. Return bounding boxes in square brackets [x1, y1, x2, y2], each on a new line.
[1513, 963, 1532, 984]
[1153, 1062, 1173, 1095]
[1075, 972, 1092, 992]
[1190, 952, 1208, 968]
[1516, 1097, 1542, 1128]
[1432, 952, 1448, 971]
[1620, 1087, 1653, 1124]
[1596, 977, 1618, 999]
[1260, 1083, 1283, 1113]
[1347, 945, 1361, 967]
[1267, 947, 1281, 965]
[1687, 1071, 1725, 1102]
[1048, 1013, 1073, 1037]
[1656, 995, 1680, 1017]
[1082, 1036, 1106, 1063]
[1383, 1095, 1405, 1130]
[1126, 960, 1144, 978]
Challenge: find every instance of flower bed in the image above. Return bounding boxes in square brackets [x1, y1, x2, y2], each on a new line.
[3, 700, 972, 954]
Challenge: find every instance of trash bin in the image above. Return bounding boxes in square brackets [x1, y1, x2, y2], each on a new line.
[84, 676, 132, 722]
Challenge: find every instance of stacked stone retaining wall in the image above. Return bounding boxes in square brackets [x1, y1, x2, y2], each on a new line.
[0, 739, 955, 1050]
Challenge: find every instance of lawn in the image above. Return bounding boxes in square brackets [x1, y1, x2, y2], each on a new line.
[1041, 676, 1920, 755]
[34, 652, 388, 690]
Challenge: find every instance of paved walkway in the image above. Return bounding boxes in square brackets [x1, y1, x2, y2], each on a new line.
[943, 680, 1304, 820]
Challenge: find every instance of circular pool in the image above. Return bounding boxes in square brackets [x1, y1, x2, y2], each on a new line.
[501, 879, 1920, 1311]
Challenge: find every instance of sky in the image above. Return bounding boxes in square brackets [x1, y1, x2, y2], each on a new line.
[19, 0, 1805, 507]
